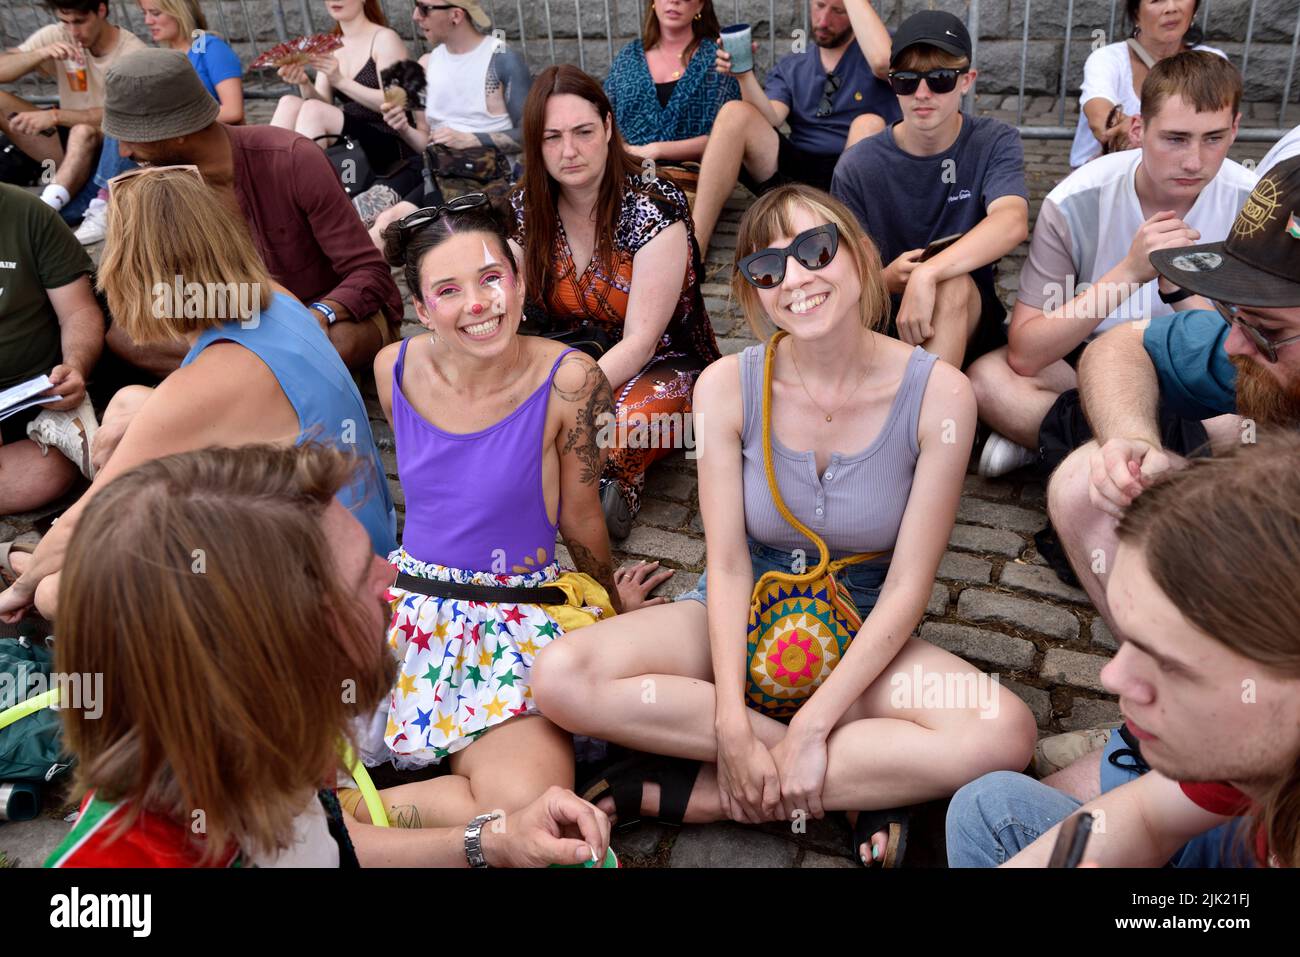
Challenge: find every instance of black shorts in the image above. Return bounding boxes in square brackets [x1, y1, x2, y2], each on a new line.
[885, 277, 1008, 369]
[738, 131, 840, 196]
[1036, 387, 1211, 483]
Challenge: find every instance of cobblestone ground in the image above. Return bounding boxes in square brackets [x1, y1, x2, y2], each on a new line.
[0, 98, 1276, 868]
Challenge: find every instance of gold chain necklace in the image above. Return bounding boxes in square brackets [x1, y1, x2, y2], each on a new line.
[788, 339, 867, 423]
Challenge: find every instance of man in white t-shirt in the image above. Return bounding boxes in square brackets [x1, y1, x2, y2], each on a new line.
[0, 0, 145, 211]
[968, 51, 1255, 476]
[367, 0, 530, 246]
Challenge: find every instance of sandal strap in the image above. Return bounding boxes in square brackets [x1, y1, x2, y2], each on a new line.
[608, 777, 644, 831]
[651, 758, 700, 827]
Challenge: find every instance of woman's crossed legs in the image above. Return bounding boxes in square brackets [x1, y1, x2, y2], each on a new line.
[532, 600, 1037, 862]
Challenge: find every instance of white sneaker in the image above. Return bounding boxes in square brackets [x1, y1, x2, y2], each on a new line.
[74, 198, 108, 246]
[978, 431, 1037, 478]
[26, 394, 99, 480]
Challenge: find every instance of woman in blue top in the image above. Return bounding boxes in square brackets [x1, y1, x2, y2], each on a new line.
[0, 166, 396, 623]
[76, 0, 245, 244]
[604, 0, 738, 167]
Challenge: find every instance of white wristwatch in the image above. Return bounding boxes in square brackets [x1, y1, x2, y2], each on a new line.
[464, 811, 501, 868]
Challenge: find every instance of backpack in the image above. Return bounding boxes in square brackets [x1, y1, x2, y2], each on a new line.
[0, 636, 72, 784]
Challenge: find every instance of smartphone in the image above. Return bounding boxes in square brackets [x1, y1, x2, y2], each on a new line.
[919, 232, 964, 262]
[1047, 811, 1094, 868]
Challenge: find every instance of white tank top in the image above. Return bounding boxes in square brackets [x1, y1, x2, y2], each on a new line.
[424, 36, 512, 134]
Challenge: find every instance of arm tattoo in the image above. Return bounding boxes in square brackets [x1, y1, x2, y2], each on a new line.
[557, 356, 614, 487]
[566, 537, 617, 608]
[392, 804, 422, 829]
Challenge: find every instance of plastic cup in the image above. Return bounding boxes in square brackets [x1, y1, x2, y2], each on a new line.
[720, 23, 754, 75]
[548, 846, 620, 869]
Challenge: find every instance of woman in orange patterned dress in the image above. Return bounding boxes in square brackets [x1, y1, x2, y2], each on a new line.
[511, 64, 720, 539]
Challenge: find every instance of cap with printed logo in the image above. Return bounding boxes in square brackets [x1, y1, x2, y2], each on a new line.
[890, 11, 972, 68]
[1151, 156, 1300, 307]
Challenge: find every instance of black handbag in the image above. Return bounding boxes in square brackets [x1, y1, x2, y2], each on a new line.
[539, 323, 615, 361]
[313, 133, 375, 198]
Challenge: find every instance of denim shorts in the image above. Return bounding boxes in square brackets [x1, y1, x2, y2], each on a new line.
[675, 538, 890, 620]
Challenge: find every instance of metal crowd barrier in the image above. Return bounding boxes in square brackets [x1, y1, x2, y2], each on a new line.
[1, 0, 1294, 142]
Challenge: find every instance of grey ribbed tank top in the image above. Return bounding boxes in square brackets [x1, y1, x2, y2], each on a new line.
[739, 341, 938, 559]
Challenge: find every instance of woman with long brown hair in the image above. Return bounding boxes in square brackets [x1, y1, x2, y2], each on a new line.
[603, 0, 738, 166]
[44, 443, 612, 867]
[512, 64, 721, 538]
[269, 0, 411, 174]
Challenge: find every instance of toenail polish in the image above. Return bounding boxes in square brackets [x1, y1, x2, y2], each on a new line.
[872, 843, 880, 861]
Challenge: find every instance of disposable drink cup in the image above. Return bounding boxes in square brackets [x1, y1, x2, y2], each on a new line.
[720, 24, 753, 74]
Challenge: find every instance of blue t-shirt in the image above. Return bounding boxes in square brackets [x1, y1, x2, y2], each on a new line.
[830, 113, 1027, 301]
[181, 292, 398, 557]
[1143, 309, 1237, 421]
[188, 32, 243, 100]
[764, 41, 900, 156]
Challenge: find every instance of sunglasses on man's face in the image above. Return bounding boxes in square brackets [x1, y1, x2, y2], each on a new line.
[1212, 299, 1300, 364]
[738, 223, 839, 289]
[395, 191, 491, 236]
[888, 68, 967, 97]
[413, 1, 455, 16]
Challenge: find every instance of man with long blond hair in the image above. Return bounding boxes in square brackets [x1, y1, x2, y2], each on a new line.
[949, 429, 1300, 869]
[44, 443, 612, 867]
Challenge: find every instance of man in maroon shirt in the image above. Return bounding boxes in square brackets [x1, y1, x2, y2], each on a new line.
[99, 49, 401, 374]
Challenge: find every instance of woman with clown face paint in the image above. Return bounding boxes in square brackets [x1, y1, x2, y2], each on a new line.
[344, 195, 672, 830]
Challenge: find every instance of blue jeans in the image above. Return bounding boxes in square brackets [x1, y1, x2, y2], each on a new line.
[675, 538, 890, 620]
[945, 730, 1257, 867]
[93, 134, 135, 190]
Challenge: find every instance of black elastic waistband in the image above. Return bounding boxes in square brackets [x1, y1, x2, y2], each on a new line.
[393, 572, 566, 606]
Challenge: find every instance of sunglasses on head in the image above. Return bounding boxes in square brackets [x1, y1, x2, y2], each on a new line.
[395, 192, 491, 237]
[737, 223, 839, 289]
[888, 68, 967, 96]
[106, 164, 202, 190]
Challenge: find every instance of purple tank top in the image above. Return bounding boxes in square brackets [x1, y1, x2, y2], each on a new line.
[392, 339, 574, 573]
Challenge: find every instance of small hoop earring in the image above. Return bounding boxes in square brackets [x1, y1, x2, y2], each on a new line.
[694, 11, 701, 19]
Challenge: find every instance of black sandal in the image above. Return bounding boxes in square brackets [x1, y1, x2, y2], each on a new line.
[850, 806, 912, 868]
[579, 753, 701, 830]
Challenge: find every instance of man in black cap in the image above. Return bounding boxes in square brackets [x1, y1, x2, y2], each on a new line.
[691, 0, 899, 258]
[1048, 155, 1300, 634]
[98, 48, 401, 376]
[831, 9, 1029, 371]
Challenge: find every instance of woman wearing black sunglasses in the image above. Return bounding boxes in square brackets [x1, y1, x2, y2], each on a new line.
[532, 185, 1036, 867]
